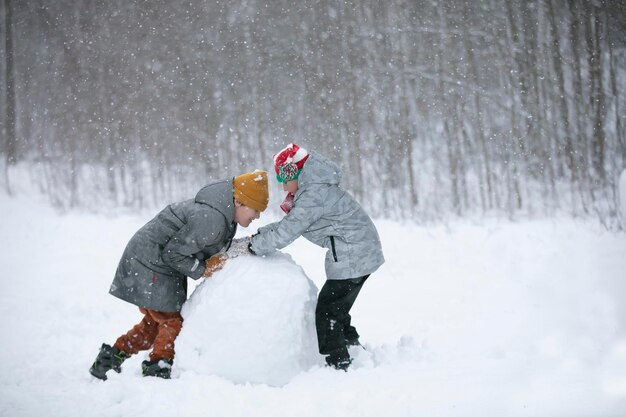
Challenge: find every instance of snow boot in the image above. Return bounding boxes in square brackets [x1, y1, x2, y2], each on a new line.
[141, 358, 173, 379]
[325, 348, 352, 372]
[89, 343, 130, 381]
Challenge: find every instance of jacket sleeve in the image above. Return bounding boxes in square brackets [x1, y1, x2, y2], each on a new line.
[162, 209, 226, 279]
[250, 188, 324, 255]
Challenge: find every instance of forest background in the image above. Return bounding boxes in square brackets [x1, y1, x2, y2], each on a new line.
[2, 0, 625, 227]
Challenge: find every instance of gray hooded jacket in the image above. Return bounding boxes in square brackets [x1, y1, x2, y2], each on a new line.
[109, 179, 237, 312]
[250, 151, 384, 280]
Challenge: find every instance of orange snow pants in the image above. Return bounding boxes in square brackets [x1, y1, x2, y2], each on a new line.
[114, 307, 183, 361]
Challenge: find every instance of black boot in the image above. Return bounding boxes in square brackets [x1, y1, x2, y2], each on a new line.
[141, 358, 173, 379]
[346, 337, 362, 347]
[325, 348, 352, 371]
[89, 343, 130, 381]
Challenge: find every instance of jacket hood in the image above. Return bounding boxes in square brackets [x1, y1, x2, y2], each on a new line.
[195, 179, 235, 223]
[298, 151, 342, 187]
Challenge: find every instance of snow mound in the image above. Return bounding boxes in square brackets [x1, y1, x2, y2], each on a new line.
[176, 253, 320, 386]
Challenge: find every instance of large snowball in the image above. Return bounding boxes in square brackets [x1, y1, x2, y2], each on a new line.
[176, 253, 320, 386]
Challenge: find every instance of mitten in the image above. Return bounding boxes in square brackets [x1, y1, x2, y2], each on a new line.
[226, 237, 252, 258]
[202, 253, 228, 278]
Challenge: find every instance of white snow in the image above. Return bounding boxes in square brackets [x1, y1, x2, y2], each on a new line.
[618, 169, 626, 229]
[1, 192, 626, 417]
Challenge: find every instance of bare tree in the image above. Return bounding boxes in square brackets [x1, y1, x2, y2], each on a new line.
[3, 0, 16, 194]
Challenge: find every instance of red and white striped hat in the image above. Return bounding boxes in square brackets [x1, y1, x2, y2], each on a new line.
[273, 143, 309, 182]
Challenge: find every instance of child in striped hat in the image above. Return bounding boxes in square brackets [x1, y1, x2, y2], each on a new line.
[250, 144, 385, 371]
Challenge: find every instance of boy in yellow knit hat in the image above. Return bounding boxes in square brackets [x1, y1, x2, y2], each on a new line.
[90, 171, 269, 380]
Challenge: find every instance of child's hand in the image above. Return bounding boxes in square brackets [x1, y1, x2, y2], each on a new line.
[202, 253, 228, 278]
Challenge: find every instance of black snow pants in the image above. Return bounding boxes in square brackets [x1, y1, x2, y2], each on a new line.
[315, 275, 369, 363]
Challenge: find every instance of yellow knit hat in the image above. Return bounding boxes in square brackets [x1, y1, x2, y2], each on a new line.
[233, 170, 269, 212]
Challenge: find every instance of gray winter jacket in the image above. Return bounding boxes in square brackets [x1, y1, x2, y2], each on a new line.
[250, 151, 384, 280]
[109, 179, 237, 312]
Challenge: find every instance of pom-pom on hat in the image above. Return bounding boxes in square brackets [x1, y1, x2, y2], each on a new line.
[273, 143, 309, 183]
[233, 170, 269, 212]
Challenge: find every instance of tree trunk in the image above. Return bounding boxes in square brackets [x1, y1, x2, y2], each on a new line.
[3, 0, 17, 194]
[604, 6, 625, 167]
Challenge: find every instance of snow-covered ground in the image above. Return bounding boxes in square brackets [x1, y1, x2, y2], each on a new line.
[1, 192, 626, 417]
[618, 169, 626, 230]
